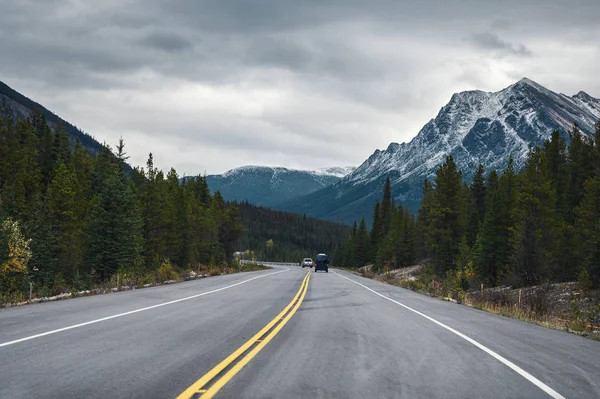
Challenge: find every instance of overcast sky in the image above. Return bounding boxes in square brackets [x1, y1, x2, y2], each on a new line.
[1, 0, 599, 175]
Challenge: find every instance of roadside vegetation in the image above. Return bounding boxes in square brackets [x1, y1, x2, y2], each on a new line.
[357, 264, 599, 339]
[1, 259, 272, 307]
[341, 121, 600, 338]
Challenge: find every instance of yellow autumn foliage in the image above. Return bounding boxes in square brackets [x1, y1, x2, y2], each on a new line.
[1, 219, 32, 293]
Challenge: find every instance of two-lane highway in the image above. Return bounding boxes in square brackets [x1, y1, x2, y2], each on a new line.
[1, 266, 599, 398]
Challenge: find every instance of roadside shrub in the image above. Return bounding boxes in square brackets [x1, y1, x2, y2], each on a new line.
[157, 258, 179, 282]
[0, 218, 32, 298]
[52, 273, 68, 295]
[207, 267, 222, 277]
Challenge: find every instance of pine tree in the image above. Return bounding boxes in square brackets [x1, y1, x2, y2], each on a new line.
[466, 164, 486, 247]
[164, 168, 182, 265]
[416, 178, 434, 260]
[86, 142, 142, 281]
[370, 200, 382, 262]
[380, 177, 393, 236]
[28, 201, 58, 287]
[29, 109, 55, 191]
[220, 205, 244, 262]
[544, 130, 568, 218]
[46, 161, 85, 281]
[377, 206, 403, 268]
[474, 170, 502, 284]
[52, 122, 71, 165]
[566, 125, 594, 217]
[141, 153, 168, 269]
[511, 148, 556, 285]
[400, 208, 416, 267]
[429, 156, 464, 276]
[0, 108, 10, 192]
[576, 174, 600, 286]
[353, 216, 370, 268]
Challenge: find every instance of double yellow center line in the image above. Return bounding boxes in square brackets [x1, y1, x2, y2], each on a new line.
[176, 271, 311, 399]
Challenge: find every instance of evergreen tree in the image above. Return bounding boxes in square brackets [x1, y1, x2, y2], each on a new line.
[377, 206, 403, 268]
[46, 161, 85, 281]
[370, 200, 382, 262]
[576, 175, 600, 286]
[474, 170, 502, 284]
[511, 148, 556, 285]
[380, 177, 393, 236]
[52, 122, 71, 166]
[429, 156, 464, 276]
[466, 164, 486, 247]
[29, 109, 55, 190]
[353, 216, 370, 268]
[566, 125, 594, 217]
[544, 130, 568, 218]
[86, 142, 142, 281]
[416, 178, 434, 260]
[400, 208, 416, 267]
[220, 206, 244, 262]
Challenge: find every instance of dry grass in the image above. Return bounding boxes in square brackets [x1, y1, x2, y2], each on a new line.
[239, 262, 272, 272]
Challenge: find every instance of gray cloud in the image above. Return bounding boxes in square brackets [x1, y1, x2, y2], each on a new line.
[139, 31, 193, 53]
[1, 0, 599, 174]
[471, 32, 533, 57]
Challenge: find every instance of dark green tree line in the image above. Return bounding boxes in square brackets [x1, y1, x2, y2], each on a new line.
[341, 122, 600, 288]
[0, 109, 244, 299]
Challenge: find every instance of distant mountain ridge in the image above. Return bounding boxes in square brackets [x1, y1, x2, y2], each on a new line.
[206, 165, 356, 207]
[0, 81, 104, 155]
[276, 78, 600, 225]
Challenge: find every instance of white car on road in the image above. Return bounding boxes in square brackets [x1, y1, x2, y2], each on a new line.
[301, 258, 313, 268]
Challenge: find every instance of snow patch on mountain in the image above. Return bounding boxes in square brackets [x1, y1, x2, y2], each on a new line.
[222, 165, 355, 179]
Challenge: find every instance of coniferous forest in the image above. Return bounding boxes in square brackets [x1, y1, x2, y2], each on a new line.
[0, 109, 349, 303]
[341, 123, 600, 289]
[0, 108, 246, 302]
[236, 201, 352, 263]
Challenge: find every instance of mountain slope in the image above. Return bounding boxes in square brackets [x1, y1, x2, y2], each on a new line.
[277, 78, 600, 225]
[206, 165, 355, 207]
[0, 81, 104, 154]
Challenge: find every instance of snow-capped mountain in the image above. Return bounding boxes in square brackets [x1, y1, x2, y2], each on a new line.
[206, 165, 355, 207]
[277, 78, 600, 225]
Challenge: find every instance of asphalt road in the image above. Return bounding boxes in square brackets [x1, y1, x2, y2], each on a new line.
[1, 266, 599, 399]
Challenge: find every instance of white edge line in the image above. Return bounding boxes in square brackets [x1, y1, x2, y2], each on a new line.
[0, 268, 288, 348]
[332, 271, 565, 399]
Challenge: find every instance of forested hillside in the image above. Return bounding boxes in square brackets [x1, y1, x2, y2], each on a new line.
[0, 108, 244, 303]
[236, 202, 352, 263]
[342, 122, 600, 288]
